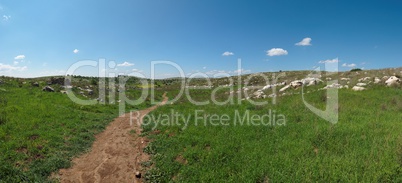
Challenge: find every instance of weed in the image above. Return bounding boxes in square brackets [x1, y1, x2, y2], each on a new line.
[144, 168, 167, 183]
[141, 161, 153, 168]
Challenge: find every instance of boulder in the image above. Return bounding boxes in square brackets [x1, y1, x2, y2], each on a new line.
[262, 84, 271, 90]
[253, 90, 263, 96]
[279, 85, 291, 92]
[48, 77, 65, 85]
[42, 86, 55, 92]
[374, 77, 381, 84]
[302, 78, 322, 86]
[356, 83, 367, 87]
[323, 83, 342, 89]
[385, 76, 400, 86]
[341, 78, 350, 81]
[352, 86, 366, 91]
[358, 77, 371, 82]
[32, 82, 40, 87]
[253, 90, 264, 98]
[275, 82, 286, 86]
[290, 80, 303, 88]
[268, 94, 276, 98]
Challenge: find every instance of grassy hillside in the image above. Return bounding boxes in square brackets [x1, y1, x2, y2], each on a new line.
[0, 67, 401, 182]
[0, 76, 159, 182]
[142, 86, 402, 182]
[139, 68, 402, 182]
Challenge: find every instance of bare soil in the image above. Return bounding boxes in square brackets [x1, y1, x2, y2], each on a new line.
[55, 94, 168, 183]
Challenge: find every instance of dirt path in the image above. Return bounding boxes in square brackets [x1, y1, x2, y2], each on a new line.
[56, 94, 168, 183]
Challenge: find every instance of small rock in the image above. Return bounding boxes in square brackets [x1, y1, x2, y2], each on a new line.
[340, 78, 350, 81]
[356, 83, 367, 87]
[135, 171, 141, 178]
[279, 85, 290, 92]
[352, 86, 366, 91]
[32, 82, 40, 87]
[374, 77, 381, 84]
[42, 86, 55, 92]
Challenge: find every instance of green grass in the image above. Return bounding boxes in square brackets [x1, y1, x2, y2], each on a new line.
[142, 86, 402, 182]
[1, 69, 402, 182]
[0, 77, 159, 182]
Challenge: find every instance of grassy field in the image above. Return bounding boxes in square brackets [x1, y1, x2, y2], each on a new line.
[0, 69, 402, 182]
[141, 80, 402, 182]
[0, 76, 160, 182]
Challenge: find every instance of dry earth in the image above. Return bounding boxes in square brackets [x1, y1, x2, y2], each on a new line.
[55, 94, 168, 183]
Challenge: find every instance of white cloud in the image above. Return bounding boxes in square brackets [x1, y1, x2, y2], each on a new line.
[13, 61, 19, 65]
[132, 68, 143, 72]
[222, 51, 234, 56]
[73, 49, 79, 54]
[295, 37, 312, 46]
[267, 48, 288, 56]
[0, 63, 27, 72]
[117, 61, 134, 67]
[342, 63, 356, 68]
[203, 66, 207, 69]
[14, 55, 25, 60]
[2, 15, 11, 21]
[318, 58, 339, 64]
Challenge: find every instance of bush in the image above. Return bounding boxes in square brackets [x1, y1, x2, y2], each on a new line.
[350, 68, 362, 72]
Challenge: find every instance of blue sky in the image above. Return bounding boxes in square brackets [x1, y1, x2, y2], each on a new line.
[1, 0, 401, 78]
